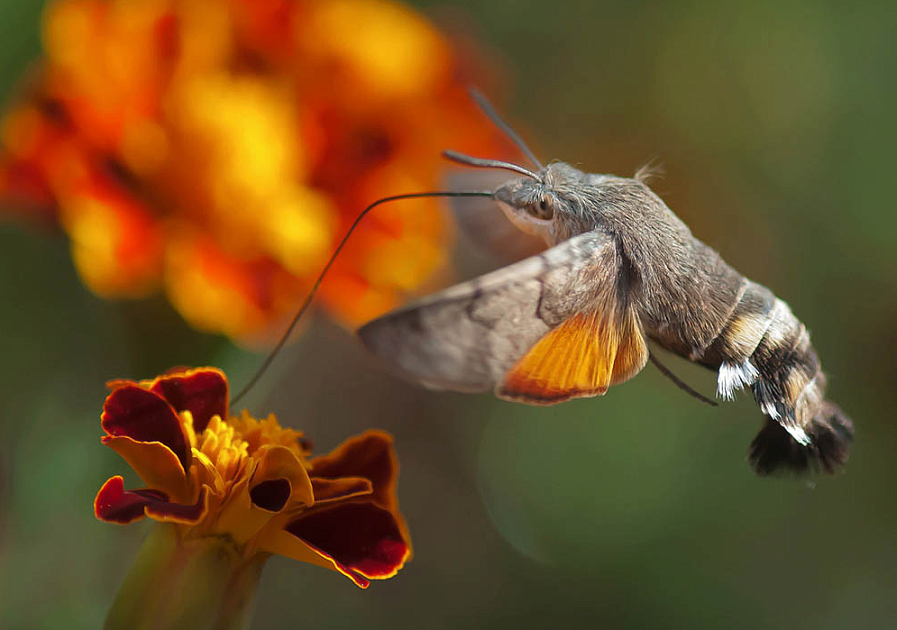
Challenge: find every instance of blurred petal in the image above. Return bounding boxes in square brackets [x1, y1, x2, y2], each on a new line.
[102, 385, 191, 471]
[231, 0, 297, 64]
[2, 0, 506, 341]
[61, 183, 164, 298]
[149, 367, 229, 433]
[300, 0, 449, 102]
[316, 272, 399, 327]
[105, 378, 137, 391]
[163, 233, 291, 339]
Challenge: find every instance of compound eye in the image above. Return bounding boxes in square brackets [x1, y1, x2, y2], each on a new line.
[526, 197, 554, 220]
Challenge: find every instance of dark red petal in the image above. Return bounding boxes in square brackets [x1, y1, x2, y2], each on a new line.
[105, 378, 136, 391]
[161, 365, 195, 376]
[101, 386, 190, 471]
[94, 476, 168, 524]
[143, 487, 208, 523]
[250, 478, 291, 512]
[286, 502, 408, 580]
[309, 432, 396, 508]
[150, 368, 228, 433]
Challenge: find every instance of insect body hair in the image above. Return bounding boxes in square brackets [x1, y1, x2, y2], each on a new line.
[557, 172, 855, 475]
[697, 280, 854, 474]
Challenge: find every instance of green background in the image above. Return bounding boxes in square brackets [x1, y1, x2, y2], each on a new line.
[1, 1, 896, 628]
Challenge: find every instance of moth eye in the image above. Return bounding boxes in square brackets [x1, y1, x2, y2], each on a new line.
[527, 198, 554, 220]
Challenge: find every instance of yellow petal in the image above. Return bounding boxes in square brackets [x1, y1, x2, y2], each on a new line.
[211, 475, 272, 544]
[103, 436, 191, 504]
[252, 445, 313, 508]
[254, 527, 340, 573]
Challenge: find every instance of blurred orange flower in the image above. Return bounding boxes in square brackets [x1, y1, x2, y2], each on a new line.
[96, 367, 409, 589]
[0, 0, 505, 340]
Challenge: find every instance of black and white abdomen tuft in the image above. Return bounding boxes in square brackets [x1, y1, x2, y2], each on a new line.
[698, 279, 854, 474]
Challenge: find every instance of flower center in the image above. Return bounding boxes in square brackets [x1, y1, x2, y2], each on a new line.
[196, 415, 250, 483]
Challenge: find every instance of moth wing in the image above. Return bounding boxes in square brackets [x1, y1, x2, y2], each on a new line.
[499, 300, 648, 404]
[357, 230, 648, 404]
[445, 169, 546, 263]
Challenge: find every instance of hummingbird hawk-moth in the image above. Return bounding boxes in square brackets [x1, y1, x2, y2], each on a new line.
[357, 92, 854, 476]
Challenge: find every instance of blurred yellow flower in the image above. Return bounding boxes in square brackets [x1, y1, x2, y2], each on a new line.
[0, 0, 506, 340]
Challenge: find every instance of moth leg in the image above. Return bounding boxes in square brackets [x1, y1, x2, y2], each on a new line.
[647, 352, 717, 407]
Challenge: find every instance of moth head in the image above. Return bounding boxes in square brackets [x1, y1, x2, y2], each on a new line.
[439, 90, 592, 245]
[493, 163, 584, 245]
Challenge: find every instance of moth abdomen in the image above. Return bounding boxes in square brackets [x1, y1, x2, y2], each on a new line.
[702, 281, 854, 474]
[749, 401, 853, 475]
[695, 279, 776, 381]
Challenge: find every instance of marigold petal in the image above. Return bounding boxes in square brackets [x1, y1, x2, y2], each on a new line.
[94, 476, 167, 524]
[105, 378, 137, 391]
[144, 486, 210, 525]
[309, 430, 397, 510]
[285, 501, 410, 584]
[316, 272, 399, 328]
[252, 445, 313, 508]
[310, 476, 372, 504]
[101, 435, 192, 504]
[250, 478, 291, 512]
[102, 385, 191, 471]
[254, 527, 363, 583]
[149, 367, 229, 433]
[301, 0, 449, 102]
[213, 473, 287, 545]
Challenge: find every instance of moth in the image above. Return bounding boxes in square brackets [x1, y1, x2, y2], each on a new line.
[357, 92, 854, 476]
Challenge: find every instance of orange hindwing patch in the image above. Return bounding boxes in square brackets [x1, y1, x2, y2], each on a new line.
[499, 308, 647, 405]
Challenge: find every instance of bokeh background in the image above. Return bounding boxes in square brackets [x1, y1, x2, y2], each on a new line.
[2, 1, 896, 628]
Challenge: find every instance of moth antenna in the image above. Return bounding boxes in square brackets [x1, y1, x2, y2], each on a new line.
[442, 150, 541, 180]
[648, 352, 718, 407]
[230, 190, 495, 406]
[469, 87, 544, 171]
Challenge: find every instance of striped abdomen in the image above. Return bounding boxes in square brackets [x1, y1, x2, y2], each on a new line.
[697, 280, 853, 474]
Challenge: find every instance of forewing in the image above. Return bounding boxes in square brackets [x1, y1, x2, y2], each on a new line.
[357, 230, 648, 402]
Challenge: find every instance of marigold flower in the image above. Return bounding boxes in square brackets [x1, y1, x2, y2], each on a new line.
[95, 367, 411, 593]
[0, 0, 506, 340]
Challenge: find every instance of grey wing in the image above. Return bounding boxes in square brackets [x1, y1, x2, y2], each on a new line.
[357, 230, 620, 392]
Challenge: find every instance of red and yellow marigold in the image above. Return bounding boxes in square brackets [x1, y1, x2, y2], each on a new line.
[95, 367, 411, 589]
[0, 0, 507, 340]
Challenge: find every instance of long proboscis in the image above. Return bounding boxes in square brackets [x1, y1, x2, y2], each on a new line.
[231, 190, 495, 406]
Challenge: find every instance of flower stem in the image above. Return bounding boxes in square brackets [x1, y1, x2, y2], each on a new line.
[104, 524, 267, 630]
[211, 552, 268, 630]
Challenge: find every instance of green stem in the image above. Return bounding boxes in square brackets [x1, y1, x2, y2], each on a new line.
[104, 524, 267, 630]
[211, 552, 268, 630]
